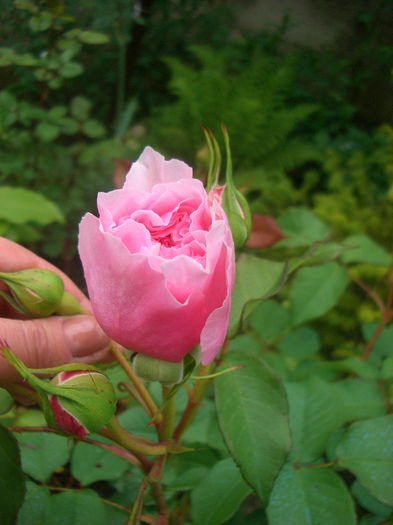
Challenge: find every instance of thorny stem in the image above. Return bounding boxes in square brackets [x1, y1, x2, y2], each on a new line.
[110, 342, 162, 424]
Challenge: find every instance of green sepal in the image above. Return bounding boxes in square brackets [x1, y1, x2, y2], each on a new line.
[203, 126, 216, 192]
[0, 289, 27, 316]
[1, 347, 58, 429]
[1, 347, 115, 434]
[27, 362, 101, 375]
[203, 127, 222, 192]
[221, 125, 252, 248]
[132, 354, 184, 387]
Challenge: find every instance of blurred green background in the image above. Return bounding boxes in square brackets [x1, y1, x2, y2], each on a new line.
[0, 0, 392, 271]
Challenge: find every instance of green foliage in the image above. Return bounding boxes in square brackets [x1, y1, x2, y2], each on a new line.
[16, 430, 72, 482]
[0, 0, 134, 258]
[217, 208, 392, 524]
[313, 125, 393, 248]
[190, 457, 251, 525]
[1, 1, 393, 522]
[0, 426, 25, 525]
[336, 415, 393, 505]
[215, 353, 290, 505]
[3, 207, 393, 524]
[228, 253, 286, 338]
[147, 45, 320, 211]
[267, 464, 356, 525]
[0, 186, 63, 243]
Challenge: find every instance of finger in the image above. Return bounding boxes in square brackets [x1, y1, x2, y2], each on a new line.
[0, 236, 91, 314]
[0, 315, 111, 383]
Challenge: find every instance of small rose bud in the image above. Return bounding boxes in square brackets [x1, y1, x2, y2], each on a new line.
[132, 354, 184, 387]
[221, 184, 252, 249]
[0, 269, 64, 317]
[49, 370, 116, 437]
[220, 126, 251, 249]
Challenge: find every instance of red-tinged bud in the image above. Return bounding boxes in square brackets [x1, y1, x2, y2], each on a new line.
[49, 370, 116, 437]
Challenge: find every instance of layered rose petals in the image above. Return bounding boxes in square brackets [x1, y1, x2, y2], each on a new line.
[78, 147, 235, 364]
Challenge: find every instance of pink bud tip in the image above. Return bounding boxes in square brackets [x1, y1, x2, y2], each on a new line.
[49, 395, 88, 437]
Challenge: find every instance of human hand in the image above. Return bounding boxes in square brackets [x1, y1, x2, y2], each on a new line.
[0, 237, 111, 383]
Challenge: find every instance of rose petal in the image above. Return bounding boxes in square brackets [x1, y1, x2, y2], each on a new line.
[124, 147, 192, 192]
[79, 214, 208, 361]
[161, 255, 207, 304]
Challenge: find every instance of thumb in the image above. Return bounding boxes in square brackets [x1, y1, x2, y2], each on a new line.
[0, 316, 110, 383]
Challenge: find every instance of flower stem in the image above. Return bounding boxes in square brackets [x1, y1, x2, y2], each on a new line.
[126, 475, 149, 525]
[173, 364, 212, 442]
[361, 317, 388, 361]
[148, 456, 169, 524]
[110, 342, 162, 424]
[104, 416, 169, 457]
[361, 269, 393, 361]
[159, 385, 176, 442]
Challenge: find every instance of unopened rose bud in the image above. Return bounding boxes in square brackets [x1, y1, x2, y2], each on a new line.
[220, 126, 251, 249]
[132, 354, 184, 387]
[49, 370, 116, 437]
[0, 269, 64, 317]
[0, 268, 85, 317]
[221, 184, 251, 249]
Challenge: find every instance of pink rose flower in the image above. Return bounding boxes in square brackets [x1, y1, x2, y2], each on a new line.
[78, 147, 235, 365]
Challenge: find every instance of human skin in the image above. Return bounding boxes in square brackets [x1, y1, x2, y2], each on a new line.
[0, 237, 110, 383]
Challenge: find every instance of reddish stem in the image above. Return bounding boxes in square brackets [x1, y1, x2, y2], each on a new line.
[352, 276, 385, 313]
[360, 270, 393, 361]
[296, 460, 338, 470]
[361, 318, 388, 361]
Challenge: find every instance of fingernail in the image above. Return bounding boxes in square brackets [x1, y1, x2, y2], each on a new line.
[63, 315, 109, 357]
